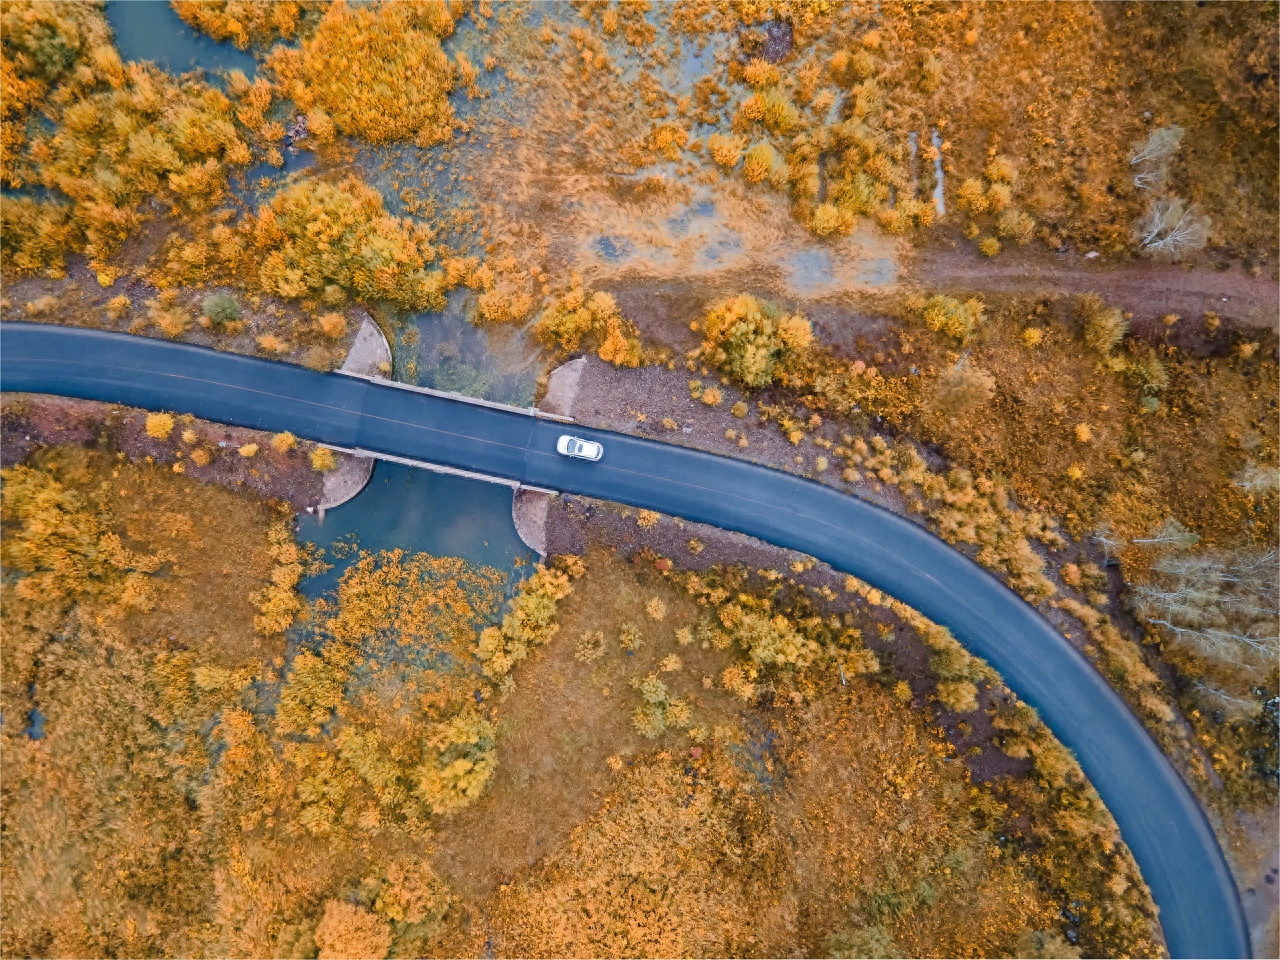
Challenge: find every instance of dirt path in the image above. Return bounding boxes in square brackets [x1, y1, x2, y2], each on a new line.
[910, 246, 1279, 331]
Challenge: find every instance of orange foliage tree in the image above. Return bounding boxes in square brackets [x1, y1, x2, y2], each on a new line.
[160, 174, 451, 310]
[4, 61, 252, 279]
[268, 1, 463, 146]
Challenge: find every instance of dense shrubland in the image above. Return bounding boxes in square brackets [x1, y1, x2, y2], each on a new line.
[0, 0, 116, 190]
[267, 1, 463, 146]
[171, 0, 321, 50]
[468, 547, 1160, 958]
[685, 285, 1275, 802]
[0, 449, 519, 957]
[1, 449, 1163, 957]
[661, 2, 1275, 258]
[155, 174, 452, 313]
[3, 57, 256, 281]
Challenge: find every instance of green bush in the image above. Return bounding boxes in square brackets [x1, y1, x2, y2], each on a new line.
[202, 292, 241, 325]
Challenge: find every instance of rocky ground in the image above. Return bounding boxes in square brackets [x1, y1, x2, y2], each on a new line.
[1, 395, 326, 511]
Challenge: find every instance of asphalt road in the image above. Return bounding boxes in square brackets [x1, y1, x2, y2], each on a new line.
[0, 322, 1249, 959]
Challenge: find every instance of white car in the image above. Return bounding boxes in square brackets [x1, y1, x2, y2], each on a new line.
[556, 435, 603, 461]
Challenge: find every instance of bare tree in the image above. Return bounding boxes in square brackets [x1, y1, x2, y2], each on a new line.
[1134, 517, 1201, 550]
[1129, 125, 1185, 191]
[1134, 550, 1279, 679]
[1091, 522, 1125, 565]
[1130, 125, 1185, 166]
[1234, 461, 1279, 495]
[930, 358, 995, 419]
[1136, 197, 1211, 259]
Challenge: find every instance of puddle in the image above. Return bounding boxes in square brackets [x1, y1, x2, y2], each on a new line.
[727, 719, 784, 794]
[783, 231, 899, 297]
[24, 706, 45, 740]
[105, 0, 258, 80]
[297, 462, 534, 599]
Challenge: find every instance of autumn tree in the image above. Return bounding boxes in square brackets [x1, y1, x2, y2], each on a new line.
[696, 294, 813, 387]
[315, 901, 392, 960]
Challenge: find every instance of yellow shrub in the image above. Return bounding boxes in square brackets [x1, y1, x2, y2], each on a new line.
[317, 312, 347, 339]
[742, 57, 780, 87]
[145, 412, 175, 440]
[310, 447, 337, 472]
[475, 565, 573, 679]
[238, 443, 258, 458]
[575, 630, 606, 663]
[706, 132, 745, 168]
[190, 448, 212, 467]
[985, 154, 1017, 184]
[415, 711, 497, 813]
[271, 431, 298, 452]
[238, 176, 445, 310]
[256, 333, 291, 354]
[105, 294, 130, 320]
[699, 294, 812, 387]
[315, 901, 392, 960]
[936, 680, 980, 713]
[811, 202, 854, 236]
[701, 386, 723, 406]
[986, 182, 1012, 212]
[956, 178, 989, 213]
[637, 509, 660, 528]
[374, 860, 451, 925]
[535, 285, 641, 368]
[742, 142, 776, 183]
[920, 295, 984, 342]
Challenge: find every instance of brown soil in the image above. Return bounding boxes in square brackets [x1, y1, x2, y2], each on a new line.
[1, 394, 325, 511]
[1228, 807, 1280, 960]
[909, 242, 1279, 333]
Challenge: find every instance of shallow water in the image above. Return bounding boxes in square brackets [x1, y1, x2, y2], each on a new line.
[296, 461, 534, 597]
[106, 0, 257, 79]
[400, 289, 542, 406]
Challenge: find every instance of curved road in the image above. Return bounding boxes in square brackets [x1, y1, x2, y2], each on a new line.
[0, 323, 1247, 959]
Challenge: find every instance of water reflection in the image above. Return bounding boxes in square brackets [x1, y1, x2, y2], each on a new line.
[297, 462, 534, 597]
[106, 0, 257, 79]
